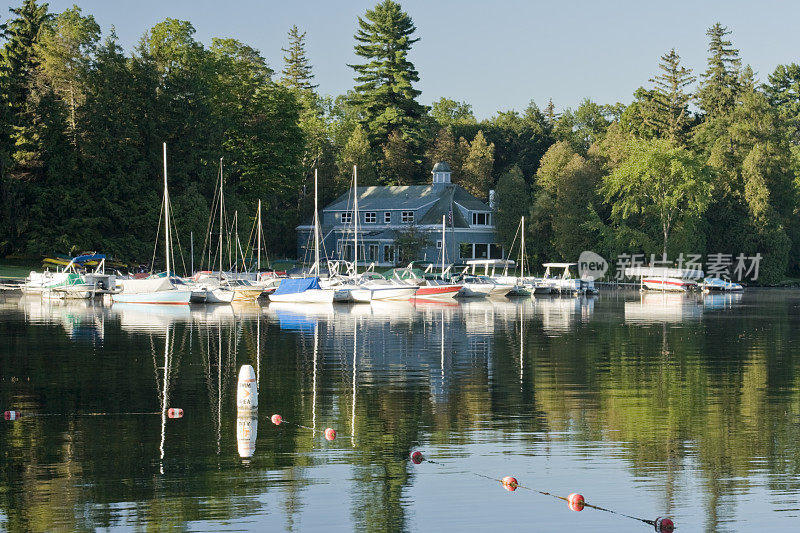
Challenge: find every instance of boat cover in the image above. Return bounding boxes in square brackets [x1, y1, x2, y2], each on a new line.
[272, 277, 321, 296]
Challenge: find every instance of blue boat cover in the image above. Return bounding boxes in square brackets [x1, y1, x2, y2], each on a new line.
[272, 277, 321, 295]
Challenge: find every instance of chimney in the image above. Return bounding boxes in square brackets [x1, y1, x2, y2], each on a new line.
[489, 189, 496, 209]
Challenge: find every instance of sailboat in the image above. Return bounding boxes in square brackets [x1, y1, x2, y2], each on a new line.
[412, 215, 462, 300]
[269, 170, 335, 303]
[113, 144, 192, 305]
[190, 158, 235, 304]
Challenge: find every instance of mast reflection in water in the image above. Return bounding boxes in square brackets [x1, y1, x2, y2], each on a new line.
[4, 291, 800, 532]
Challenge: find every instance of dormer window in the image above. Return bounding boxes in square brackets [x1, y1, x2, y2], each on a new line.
[472, 212, 490, 225]
[365, 212, 376, 223]
[341, 211, 352, 224]
[401, 211, 414, 223]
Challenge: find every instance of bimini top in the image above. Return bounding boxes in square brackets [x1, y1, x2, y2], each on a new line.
[542, 262, 577, 268]
[466, 259, 516, 266]
[272, 277, 321, 296]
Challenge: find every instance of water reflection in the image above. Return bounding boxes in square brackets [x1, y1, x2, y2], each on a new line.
[5, 290, 800, 532]
[625, 292, 703, 324]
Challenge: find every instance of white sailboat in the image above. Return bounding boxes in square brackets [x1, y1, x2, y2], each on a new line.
[269, 169, 335, 303]
[113, 144, 192, 305]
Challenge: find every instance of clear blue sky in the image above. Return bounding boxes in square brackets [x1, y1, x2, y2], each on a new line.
[35, 0, 800, 119]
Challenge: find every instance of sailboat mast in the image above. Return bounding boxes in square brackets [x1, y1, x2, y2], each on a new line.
[520, 216, 525, 279]
[257, 199, 262, 272]
[219, 158, 223, 282]
[441, 215, 446, 276]
[353, 165, 358, 273]
[314, 169, 320, 276]
[163, 143, 171, 276]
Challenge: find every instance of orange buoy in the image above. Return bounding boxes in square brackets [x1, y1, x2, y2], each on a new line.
[167, 408, 183, 419]
[410, 451, 424, 464]
[271, 414, 283, 425]
[501, 476, 518, 491]
[4, 410, 20, 421]
[567, 493, 585, 511]
[324, 428, 336, 441]
[654, 517, 675, 532]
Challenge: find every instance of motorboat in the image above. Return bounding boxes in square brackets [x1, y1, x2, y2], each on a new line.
[625, 266, 704, 292]
[702, 277, 743, 292]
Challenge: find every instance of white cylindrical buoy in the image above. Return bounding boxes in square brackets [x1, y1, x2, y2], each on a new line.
[237, 364, 258, 411]
[236, 414, 258, 458]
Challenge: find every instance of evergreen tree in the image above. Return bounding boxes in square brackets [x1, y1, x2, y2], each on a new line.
[764, 63, 800, 145]
[349, 0, 426, 155]
[0, 0, 52, 178]
[544, 98, 558, 126]
[649, 49, 695, 144]
[696, 23, 741, 119]
[281, 25, 317, 91]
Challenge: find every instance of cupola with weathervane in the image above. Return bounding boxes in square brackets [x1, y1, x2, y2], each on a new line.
[431, 161, 452, 187]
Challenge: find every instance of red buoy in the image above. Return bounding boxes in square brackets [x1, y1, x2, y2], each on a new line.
[567, 493, 585, 512]
[4, 410, 20, 421]
[271, 414, 283, 425]
[654, 517, 675, 532]
[410, 451, 424, 464]
[324, 428, 336, 441]
[501, 476, 518, 491]
[167, 408, 183, 419]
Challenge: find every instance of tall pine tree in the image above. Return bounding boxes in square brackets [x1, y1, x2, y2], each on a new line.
[281, 25, 316, 91]
[349, 0, 426, 170]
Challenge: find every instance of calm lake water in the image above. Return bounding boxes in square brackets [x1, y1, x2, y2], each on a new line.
[1, 290, 799, 532]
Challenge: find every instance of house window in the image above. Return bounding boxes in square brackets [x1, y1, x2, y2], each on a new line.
[401, 211, 414, 223]
[383, 245, 395, 263]
[365, 212, 376, 223]
[436, 240, 442, 249]
[357, 244, 364, 261]
[475, 243, 489, 259]
[368, 244, 379, 261]
[341, 211, 352, 224]
[384, 211, 391, 223]
[489, 244, 504, 259]
[342, 243, 353, 261]
[472, 212, 490, 225]
[460, 243, 473, 259]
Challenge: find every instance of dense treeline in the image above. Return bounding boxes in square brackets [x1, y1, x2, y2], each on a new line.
[1, 1, 799, 281]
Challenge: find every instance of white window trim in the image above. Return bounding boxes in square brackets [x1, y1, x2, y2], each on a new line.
[365, 212, 377, 223]
[401, 211, 414, 223]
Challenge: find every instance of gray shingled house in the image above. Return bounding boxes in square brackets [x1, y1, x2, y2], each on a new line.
[296, 162, 503, 267]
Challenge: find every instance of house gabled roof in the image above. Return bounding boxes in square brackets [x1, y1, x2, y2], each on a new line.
[417, 186, 471, 228]
[325, 185, 440, 212]
[323, 184, 491, 217]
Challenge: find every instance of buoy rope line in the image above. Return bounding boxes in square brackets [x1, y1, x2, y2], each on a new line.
[270, 414, 342, 441]
[409, 451, 676, 532]
[4, 409, 184, 419]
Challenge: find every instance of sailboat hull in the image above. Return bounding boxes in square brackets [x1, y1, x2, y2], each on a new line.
[269, 289, 335, 303]
[112, 290, 192, 304]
